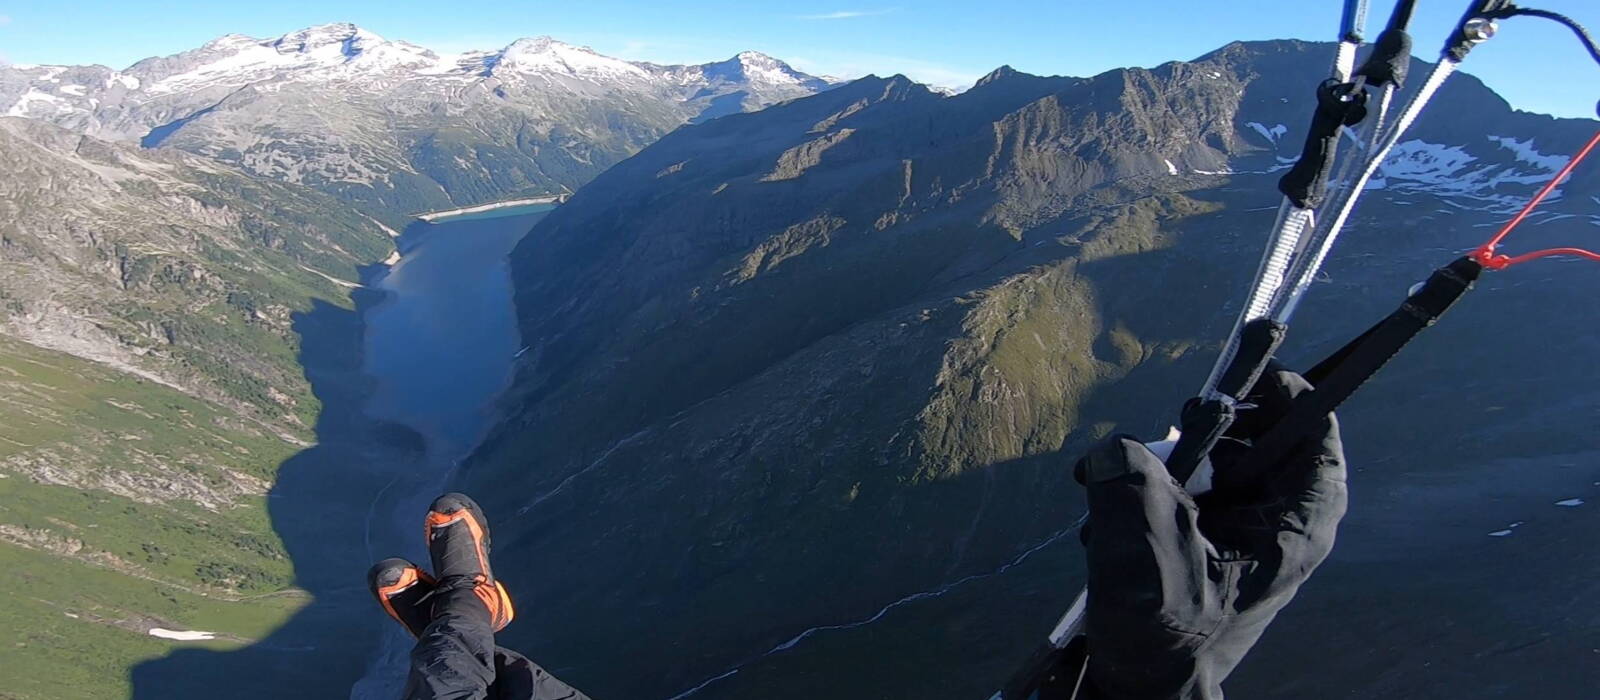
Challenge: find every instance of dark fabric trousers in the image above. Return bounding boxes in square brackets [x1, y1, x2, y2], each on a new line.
[402, 585, 590, 700]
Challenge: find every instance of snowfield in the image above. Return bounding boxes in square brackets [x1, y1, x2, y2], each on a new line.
[148, 628, 217, 641]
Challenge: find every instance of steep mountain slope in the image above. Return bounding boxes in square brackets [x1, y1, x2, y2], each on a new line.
[458, 40, 1600, 699]
[0, 116, 389, 430]
[1, 24, 834, 216]
[0, 117, 398, 698]
[0, 335, 308, 700]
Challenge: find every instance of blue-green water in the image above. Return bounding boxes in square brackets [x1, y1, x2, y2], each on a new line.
[364, 203, 554, 461]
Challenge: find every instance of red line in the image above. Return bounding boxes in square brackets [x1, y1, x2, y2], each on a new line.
[1498, 247, 1600, 268]
[1472, 129, 1600, 270]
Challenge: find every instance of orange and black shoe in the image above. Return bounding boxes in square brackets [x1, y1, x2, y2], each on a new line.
[425, 492, 514, 631]
[366, 557, 437, 638]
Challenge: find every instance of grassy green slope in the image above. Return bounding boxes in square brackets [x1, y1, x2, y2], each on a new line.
[0, 118, 397, 698]
[0, 336, 314, 699]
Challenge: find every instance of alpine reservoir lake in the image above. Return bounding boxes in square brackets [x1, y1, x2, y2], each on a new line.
[365, 201, 555, 463]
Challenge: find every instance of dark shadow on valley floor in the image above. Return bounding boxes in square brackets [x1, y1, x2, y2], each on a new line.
[129, 271, 429, 699]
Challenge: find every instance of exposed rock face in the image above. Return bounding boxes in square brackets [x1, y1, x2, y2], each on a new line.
[460, 40, 1600, 699]
[0, 116, 389, 428]
[1, 24, 836, 216]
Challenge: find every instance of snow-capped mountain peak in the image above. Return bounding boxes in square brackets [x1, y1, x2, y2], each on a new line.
[491, 37, 651, 80]
[694, 51, 825, 89]
[200, 33, 260, 52]
[125, 23, 442, 95]
[271, 22, 380, 55]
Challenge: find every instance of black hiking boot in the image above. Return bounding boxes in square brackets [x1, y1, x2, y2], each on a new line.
[425, 492, 515, 631]
[367, 557, 436, 638]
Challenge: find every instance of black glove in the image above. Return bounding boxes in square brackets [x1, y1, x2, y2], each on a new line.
[1072, 364, 1348, 700]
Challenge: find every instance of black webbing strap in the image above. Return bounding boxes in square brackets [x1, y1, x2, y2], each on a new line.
[1165, 319, 1286, 484]
[997, 634, 1091, 700]
[1235, 257, 1483, 482]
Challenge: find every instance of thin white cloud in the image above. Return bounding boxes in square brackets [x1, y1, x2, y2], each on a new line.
[797, 9, 896, 21]
[0, 15, 13, 27]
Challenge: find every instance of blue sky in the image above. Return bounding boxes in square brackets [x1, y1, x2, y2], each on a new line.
[1, 0, 1595, 118]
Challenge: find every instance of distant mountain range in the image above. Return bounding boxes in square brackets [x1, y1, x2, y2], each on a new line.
[1, 23, 835, 217]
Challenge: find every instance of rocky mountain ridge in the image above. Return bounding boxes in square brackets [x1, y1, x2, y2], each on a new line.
[0, 115, 390, 427]
[455, 39, 1600, 699]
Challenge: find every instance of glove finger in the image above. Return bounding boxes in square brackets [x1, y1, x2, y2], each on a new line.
[1212, 364, 1347, 501]
[1080, 436, 1213, 629]
[1270, 410, 1347, 557]
[1249, 366, 1348, 514]
[1233, 365, 1349, 565]
[1225, 361, 1305, 441]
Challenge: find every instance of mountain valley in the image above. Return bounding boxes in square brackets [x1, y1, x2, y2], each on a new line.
[0, 22, 1597, 700]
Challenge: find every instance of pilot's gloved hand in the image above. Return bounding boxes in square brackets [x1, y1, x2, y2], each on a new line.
[1070, 363, 1348, 700]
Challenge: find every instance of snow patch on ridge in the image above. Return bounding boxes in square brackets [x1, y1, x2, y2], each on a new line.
[4, 89, 72, 117]
[3, 23, 833, 135]
[496, 37, 651, 80]
[148, 628, 216, 641]
[1367, 138, 1569, 211]
[1488, 135, 1569, 172]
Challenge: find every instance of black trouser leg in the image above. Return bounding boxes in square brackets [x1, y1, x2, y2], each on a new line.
[491, 647, 592, 700]
[402, 585, 497, 700]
